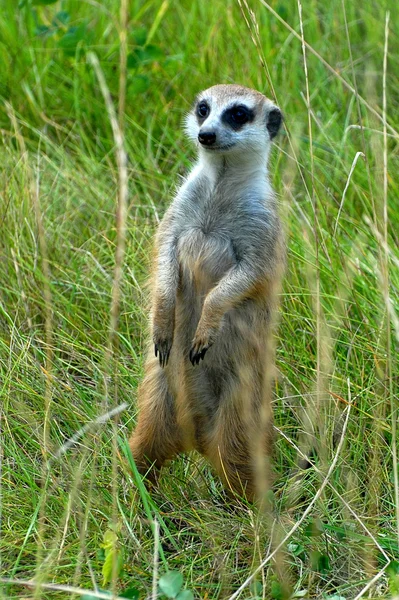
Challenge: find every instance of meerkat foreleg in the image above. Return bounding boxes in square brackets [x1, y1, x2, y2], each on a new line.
[189, 261, 263, 364]
[152, 235, 179, 367]
[129, 229, 181, 473]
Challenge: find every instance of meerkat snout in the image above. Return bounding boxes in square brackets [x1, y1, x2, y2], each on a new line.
[198, 130, 216, 146]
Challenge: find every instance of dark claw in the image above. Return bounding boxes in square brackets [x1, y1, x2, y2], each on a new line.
[154, 340, 172, 368]
[189, 345, 209, 366]
[158, 348, 170, 368]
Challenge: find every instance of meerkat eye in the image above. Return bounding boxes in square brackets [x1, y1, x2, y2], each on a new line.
[197, 101, 210, 119]
[230, 106, 250, 124]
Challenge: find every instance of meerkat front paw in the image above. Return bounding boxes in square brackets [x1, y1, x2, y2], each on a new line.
[153, 323, 174, 367]
[189, 326, 218, 366]
[153, 304, 175, 367]
[153, 335, 172, 367]
[189, 341, 211, 366]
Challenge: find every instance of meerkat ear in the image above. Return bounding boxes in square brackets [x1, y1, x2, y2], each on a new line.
[266, 107, 283, 139]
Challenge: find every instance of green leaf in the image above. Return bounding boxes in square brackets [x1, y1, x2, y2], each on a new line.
[32, 0, 58, 4]
[387, 560, 399, 576]
[35, 24, 53, 36]
[127, 53, 138, 69]
[304, 518, 324, 537]
[82, 591, 112, 600]
[176, 591, 194, 600]
[131, 27, 147, 46]
[101, 546, 124, 586]
[275, 2, 288, 20]
[292, 590, 308, 598]
[121, 587, 140, 599]
[128, 75, 150, 95]
[250, 581, 263, 597]
[310, 550, 330, 573]
[101, 529, 118, 549]
[97, 547, 105, 562]
[388, 560, 399, 595]
[100, 528, 123, 586]
[287, 542, 305, 557]
[58, 23, 87, 56]
[270, 576, 291, 600]
[52, 10, 70, 26]
[159, 571, 183, 598]
[102, 549, 114, 586]
[127, 45, 164, 69]
[270, 579, 284, 600]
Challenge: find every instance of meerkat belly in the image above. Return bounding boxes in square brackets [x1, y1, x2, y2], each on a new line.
[177, 227, 236, 291]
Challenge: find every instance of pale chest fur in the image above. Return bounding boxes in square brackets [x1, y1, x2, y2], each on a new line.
[172, 165, 273, 291]
[177, 225, 236, 290]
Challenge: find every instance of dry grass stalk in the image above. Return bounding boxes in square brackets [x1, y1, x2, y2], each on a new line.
[258, 0, 399, 139]
[228, 402, 352, 599]
[0, 578, 129, 600]
[88, 44, 129, 593]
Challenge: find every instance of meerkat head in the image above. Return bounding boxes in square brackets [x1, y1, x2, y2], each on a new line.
[185, 84, 282, 160]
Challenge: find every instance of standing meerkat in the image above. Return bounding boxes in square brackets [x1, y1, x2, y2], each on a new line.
[129, 84, 284, 501]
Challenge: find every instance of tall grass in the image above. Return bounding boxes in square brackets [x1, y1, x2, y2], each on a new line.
[0, 0, 398, 598]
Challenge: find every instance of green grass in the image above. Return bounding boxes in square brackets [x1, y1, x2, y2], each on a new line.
[1, 0, 398, 598]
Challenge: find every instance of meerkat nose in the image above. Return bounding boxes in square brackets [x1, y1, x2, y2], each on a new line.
[198, 131, 216, 146]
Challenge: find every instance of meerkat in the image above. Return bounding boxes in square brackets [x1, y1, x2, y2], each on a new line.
[129, 84, 284, 501]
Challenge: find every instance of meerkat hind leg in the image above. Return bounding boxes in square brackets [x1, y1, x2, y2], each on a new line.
[129, 360, 183, 479]
[203, 362, 272, 502]
[206, 408, 257, 500]
[202, 378, 254, 500]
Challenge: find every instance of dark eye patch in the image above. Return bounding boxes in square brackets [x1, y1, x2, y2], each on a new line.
[266, 107, 282, 139]
[196, 101, 210, 120]
[222, 104, 254, 130]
